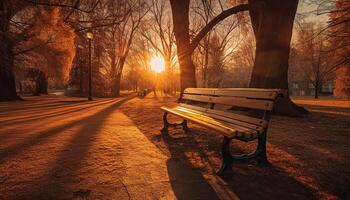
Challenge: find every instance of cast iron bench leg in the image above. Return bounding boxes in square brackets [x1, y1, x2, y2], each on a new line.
[182, 119, 189, 131]
[161, 113, 189, 134]
[161, 112, 169, 134]
[257, 130, 269, 165]
[217, 136, 233, 174]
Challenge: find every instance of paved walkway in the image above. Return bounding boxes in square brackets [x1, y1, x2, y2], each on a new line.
[0, 95, 234, 200]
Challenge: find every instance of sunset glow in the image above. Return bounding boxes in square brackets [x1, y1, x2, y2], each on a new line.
[150, 56, 165, 73]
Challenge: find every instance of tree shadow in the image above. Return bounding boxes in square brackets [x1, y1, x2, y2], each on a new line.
[266, 111, 350, 199]
[166, 158, 221, 200]
[156, 131, 220, 200]
[11, 95, 135, 199]
[0, 98, 116, 126]
[0, 96, 134, 164]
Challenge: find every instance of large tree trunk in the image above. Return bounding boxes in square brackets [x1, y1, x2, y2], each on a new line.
[248, 0, 307, 116]
[170, 0, 196, 93]
[0, 33, 20, 101]
[0, 1, 20, 101]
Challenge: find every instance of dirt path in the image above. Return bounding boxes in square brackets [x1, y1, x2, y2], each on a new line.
[0, 95, 228, 200]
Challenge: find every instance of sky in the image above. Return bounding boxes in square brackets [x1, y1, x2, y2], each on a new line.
[297, 0, 331, 24]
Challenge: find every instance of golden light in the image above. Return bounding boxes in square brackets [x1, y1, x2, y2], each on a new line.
[86, 31, 93, 40]
[150, 56, 165, 73]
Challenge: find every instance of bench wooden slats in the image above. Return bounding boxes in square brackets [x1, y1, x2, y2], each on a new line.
[161, 88, 285, 172]
[173, 106, 260, 133]
[182, 94, 274, 110]
[184, 88, 283, 100]
[161, 106, 258, 139]
[176, 105, 264, 132]
[161, 106, 236, 137]
[174, 107, 264, 132]
[179, 103, 268, 127]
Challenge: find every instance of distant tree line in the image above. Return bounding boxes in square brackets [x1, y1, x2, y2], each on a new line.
[1, 0, 349, 114]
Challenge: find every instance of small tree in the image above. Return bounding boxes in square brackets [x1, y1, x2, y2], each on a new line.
[328, 0, 350, 98]
[14, 8, 76, 95]
[296, 23, 335, 98]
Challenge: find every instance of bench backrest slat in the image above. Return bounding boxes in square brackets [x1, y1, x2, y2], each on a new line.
[184, 88, 283, 100]
[180, 103, 268, 127]
[180, 88, 284, 126]
[182, 94, 274, 111]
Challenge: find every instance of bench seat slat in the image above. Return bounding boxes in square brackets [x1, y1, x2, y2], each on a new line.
[174, 106, 260, 133]
[184, 88, 284, 100]
[182, 94, 273, 110]
[161, 106, 260, 140]
[176, 105, 265, 132]
[179, 103, 268, 127]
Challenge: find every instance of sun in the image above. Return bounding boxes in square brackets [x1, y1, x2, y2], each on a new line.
[150, 56, 165, 73]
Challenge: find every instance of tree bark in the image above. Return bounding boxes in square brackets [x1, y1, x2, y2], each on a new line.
[0, 33, 21, 101]
[112, 74, 121, 96]
[248, 0, 308, 116]
[31, 70, 48, 96]
[314, 82, 319, 99]
[111, 57, 126, 96]
[0, 1, 22, 101]
[169, 0, 196, 92]
[36, 71, 48, 95]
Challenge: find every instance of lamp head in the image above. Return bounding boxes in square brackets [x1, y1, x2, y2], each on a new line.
[86, 31, 93, 40]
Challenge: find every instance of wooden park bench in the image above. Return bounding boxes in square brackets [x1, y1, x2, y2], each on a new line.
[160, 88, 285, 173]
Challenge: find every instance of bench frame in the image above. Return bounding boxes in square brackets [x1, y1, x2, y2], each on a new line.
[218, 112, 271, 173]
[160, 88, 283, 173]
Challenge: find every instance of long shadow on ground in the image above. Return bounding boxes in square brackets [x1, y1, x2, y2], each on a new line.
[10, 96, 135, 199]
[161, 131, 221, 200]
[0, 98, 132, 163]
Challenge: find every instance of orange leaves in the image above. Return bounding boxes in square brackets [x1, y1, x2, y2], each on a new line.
[16, 7, 76, 83]
[334, 66, 350, 99]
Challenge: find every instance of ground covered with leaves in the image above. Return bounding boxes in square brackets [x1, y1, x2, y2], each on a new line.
[0, 94, 349, 200]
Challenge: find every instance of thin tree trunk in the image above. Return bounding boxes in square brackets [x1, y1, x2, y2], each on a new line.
[111, 57, 126, 96]
[315, 68, 320, 99]
[32, 70, 48, 96]
[38, 71, 48, 95]
[314, 82, 319, 99]
[248, 0, 307, 116]
[79, 62, 83, 93]
[18, 81, 22, 93]
[112, 74, 121, 96]
[164, 58, 172, 93]
[203, 36, 209, 87]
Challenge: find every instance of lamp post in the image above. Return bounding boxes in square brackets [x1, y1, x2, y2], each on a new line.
[86, 30, 93, 101]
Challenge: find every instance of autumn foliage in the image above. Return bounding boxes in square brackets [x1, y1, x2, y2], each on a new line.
[329, 0, 350, 99]
[15, 8, 76, 83]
